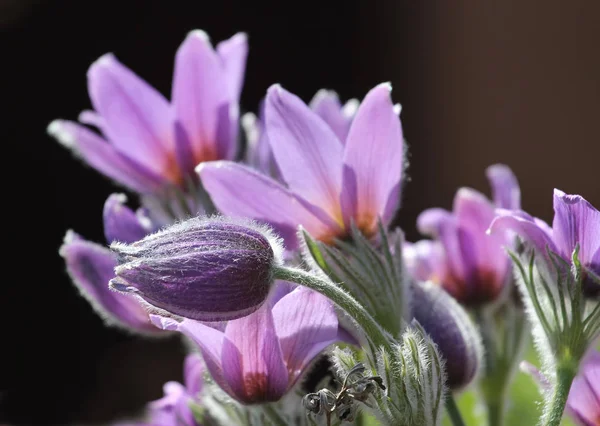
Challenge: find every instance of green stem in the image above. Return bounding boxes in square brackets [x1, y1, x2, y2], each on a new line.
[445, 394, 467, 426]
[541, 365, 576, 426]
[272, 265, 390, 351]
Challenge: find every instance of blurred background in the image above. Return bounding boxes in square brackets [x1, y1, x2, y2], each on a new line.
[2, 0, 599, 424]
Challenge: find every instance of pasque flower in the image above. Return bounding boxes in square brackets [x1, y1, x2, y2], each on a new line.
[410, 164, 521, 306]
[60, 194, 158, 334]
[48, 30, 247, 198]
[244, 89, 358, 177]
[151, 285, 349, 404]
[490, 189, 600, 298]
[199, 83, 404, 247]
[115, 353, 204, 426]
[110, 217, 284, 321]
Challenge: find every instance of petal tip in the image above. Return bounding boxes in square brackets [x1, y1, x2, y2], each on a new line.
[89, 53, 118, 72]
[186, 29, 211, 43]
[47, 120, 76, 148]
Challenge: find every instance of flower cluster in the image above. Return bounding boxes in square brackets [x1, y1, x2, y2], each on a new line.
[47, 28, 600, 426]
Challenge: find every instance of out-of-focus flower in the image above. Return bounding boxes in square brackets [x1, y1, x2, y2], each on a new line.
[566, 349, 600, 426]
[115, 353, 204, 426]
[490, 189, 600, 298]
[60, 194, 158, 334]
[243, 90, 358, 177]
[199, 83, 404, 247]
[48, 31, 247, 206]
[411, 281, 483, 389]
[151, 285, 350, 404]
[110, 217, 284, 322]
[409, 164, 521, 306]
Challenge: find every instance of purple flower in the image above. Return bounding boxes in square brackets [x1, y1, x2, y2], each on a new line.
[59, 194, 159, 334]
[151, 285, 349, 404]
[110, 217, 284, 322]
[198, 83, 404, 247]
[410, 164, 521, 306]
[115, 353, 204, 426]
[566, 349, 600, 426]
[490, 189, 600, 298]
[48, 31, 247, 194]
[243, 89, 358, 177]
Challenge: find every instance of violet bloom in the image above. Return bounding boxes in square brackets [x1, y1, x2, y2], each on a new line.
[199, 83, 404, 247]
[115, 353, 204, 426]
[110, 217, 284, 322]
[490, 189, 600, 298]
[151, 285, 349, 404]
[48, 31, 247, 203]
[566, 349, 600, 426]
[243, 89, 358, 177]
[60, 194, 158, 334]
[411, 164, 521, 306]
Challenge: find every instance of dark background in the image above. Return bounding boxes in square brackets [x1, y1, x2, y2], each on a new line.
[2, 1, 599, 424]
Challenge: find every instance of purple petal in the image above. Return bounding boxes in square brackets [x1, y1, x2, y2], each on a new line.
[486, 164, 521, 210]
[198, 161, 340, 247]
[404, 240, 447, 283]
[151, 315, 231, 396]
[341, 83, 404, 231]
[309, 90, 353, 143]
[216, 32, 248, 104]
[567, 350, 600, 426]
[87, 54, 173, 175]
[454, 188, 508, 277]
[552, 189, 600, 265]
[223, 304, 289, 403]
[265, 84, 344, 217]
[172, 31, 231, 163]
[184, 353, 204, 396]
[48, 120, 164, 193]
[271, 287, 340, 383]
[489, 210, 557, 257]
[60, 232, 156, 333]
[417, 208, 454, 237]
[103, 193, 150, 244]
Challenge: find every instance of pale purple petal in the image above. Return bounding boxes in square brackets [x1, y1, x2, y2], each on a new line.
[454, 188, 508, 276]
[60, 232, 156, 333]
[404, 240, 447, 283]
[216, 32, 248, 103]
[151, 315, 230, 395]
[489, 210, 557, 256]
[78, 110, 106, 131]
[184, 353, 204, 396]
[198, 161, 340, 247]
[486, 164, 521, 210]
[341, 83, 404, 230]
[552, 189, 600, 265]
[271, 287, 339, 381]
[87, 54, 173, 174]
[309, 90, 352, 143]
[172, 31, 231, 162]
[417, 208, 453, 237]
[103, 193, 150, 243]
[265, 84, 344, 216]
[48, 120, 164, 193]
[223, 304, 289, 403]
[567, 350, 600, 426]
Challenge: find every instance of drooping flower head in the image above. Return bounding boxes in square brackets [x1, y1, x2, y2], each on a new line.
[48, 31, 248, 221]
[243, 89, 358, 178]
[566, 348, 600, 426]
[60, 194, 159, 334]
[115, 353, 205, 426]
[110, 216, 284, 321]
[408, 164, 521, 306]
[199, 83, 404, 248]
[151, 285, 350, 404]
[490, 189, 600, 298]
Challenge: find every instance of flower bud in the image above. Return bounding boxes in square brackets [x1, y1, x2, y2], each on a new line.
[110, 216, 283, 321]
[411, 280, 483, 389]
